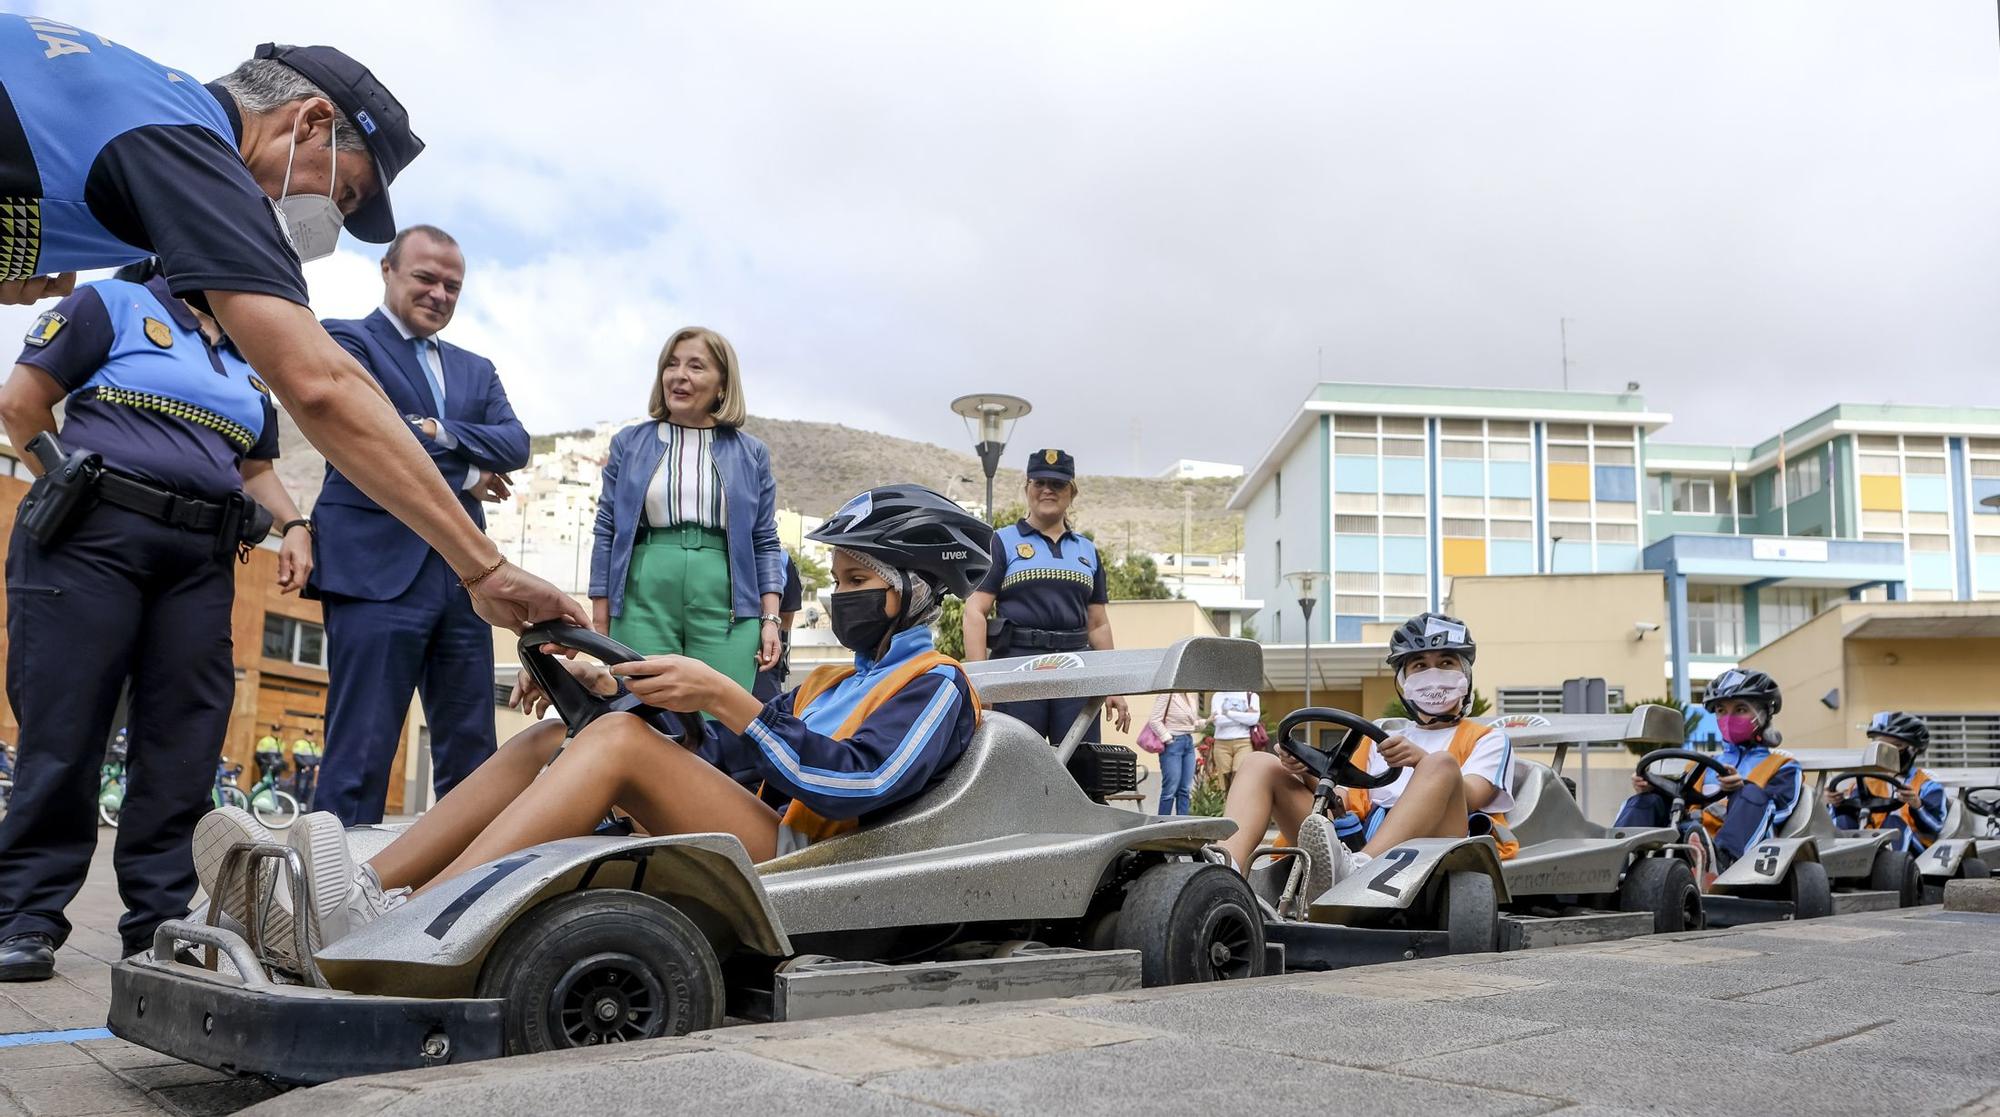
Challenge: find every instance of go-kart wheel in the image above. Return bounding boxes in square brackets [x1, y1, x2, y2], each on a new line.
[1113, 861, 1266, 987]
[1781, 861, 1832, 921]
[1438, 870, 1499, 954]
[1964, 857, 1992, 879]
[476, 890, 723, 1053]
[1619, 856, 1702, 934]
[1867, 845, 1919, 907]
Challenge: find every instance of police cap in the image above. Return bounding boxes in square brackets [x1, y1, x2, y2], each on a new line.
[1025, 448, 1076, 483]
[255, 42, 424, 244]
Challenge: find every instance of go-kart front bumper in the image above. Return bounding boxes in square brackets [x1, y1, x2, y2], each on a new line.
[109, 920, 503, 1086]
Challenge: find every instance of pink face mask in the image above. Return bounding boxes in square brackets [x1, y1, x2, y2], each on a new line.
[1717, 713, 1760, 745]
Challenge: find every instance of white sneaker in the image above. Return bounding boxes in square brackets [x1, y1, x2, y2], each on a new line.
[273, 811, 360, 968]
[192, 807, 290, 946]
[1295, 814, 1371, 903]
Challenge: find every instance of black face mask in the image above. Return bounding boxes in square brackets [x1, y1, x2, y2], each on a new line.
[830, 588, 897, 655]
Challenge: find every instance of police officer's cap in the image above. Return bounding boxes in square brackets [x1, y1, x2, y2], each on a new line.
[255, 43, 425, 244]
[1025, 448, 1076, 483]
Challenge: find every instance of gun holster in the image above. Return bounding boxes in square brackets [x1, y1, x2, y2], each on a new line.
[18, 432, 103, 548]
[217, 491, 275, 561]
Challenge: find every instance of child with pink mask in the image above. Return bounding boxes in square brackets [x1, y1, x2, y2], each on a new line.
[1613, 668, 1803, 885]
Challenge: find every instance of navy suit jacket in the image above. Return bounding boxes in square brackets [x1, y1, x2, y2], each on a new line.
[308, 309, 530, 602]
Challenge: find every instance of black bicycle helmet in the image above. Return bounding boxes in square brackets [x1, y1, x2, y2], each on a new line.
[1867, 710, 1929, 753]
[808, 485, 996, 600]
[1702, 668, 1783, 718]
[1385, 611, 1477, 669]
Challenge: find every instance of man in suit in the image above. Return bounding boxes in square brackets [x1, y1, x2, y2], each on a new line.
[310, 225, 528, 824]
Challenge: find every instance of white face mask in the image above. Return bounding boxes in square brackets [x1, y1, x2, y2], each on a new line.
[1402, 667, 1469, 716]
[274, 109, 345, 262]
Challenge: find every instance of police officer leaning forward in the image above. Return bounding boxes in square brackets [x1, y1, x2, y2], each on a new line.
[0, 260, 315, 980]
[962, 449, 1132, 743]
[0, 15, 583, 634]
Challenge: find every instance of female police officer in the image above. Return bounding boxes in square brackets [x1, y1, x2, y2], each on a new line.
[0, 261, 312, 980]
[962, 448, 1130, 744]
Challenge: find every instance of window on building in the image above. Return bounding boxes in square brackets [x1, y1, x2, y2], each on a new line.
[261, 616, 329, 669]
[1918, 713, 2000, 768]
[1496, 687, 1626, 715]
[1274, 470, 1281, 516]
[1760, 587, 1833, 644]
[1686, 584, 1745, 657]
[1274, 540, 1281, 581]
[1670, 478, 1714, 515]
[1727, 481, 1755, 516]
[1783, 453, 1824, 502]
[1645, 475, 1666, 514]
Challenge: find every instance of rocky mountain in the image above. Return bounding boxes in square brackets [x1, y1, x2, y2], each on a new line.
[276, 412, 1245, 556]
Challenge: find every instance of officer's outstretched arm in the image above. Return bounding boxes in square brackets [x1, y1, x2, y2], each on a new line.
[208, 291, 587, 632]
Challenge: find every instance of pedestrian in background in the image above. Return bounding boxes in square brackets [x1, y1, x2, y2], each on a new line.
[590, 327, 784, 694]
[1208, 690, 1262, 790]
[1147, 690, 1205, 816]
[310, 225, 528, 826]
[0, 260, 310, 980]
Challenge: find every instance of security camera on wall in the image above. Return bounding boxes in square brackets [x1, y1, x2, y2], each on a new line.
[1632, 621, 1661, 640]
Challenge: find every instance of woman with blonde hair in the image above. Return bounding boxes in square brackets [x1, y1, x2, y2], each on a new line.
[589, 326, 784, 691]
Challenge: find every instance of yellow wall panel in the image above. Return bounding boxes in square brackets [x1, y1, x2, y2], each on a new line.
[1442, 537, 1486, 577]
[1859, 474, 1902, 512]
[1546, 461, 1592, 502]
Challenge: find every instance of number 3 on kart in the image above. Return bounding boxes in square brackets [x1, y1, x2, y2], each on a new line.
[1753, 844, 1779, 875]
[1366, 847, 1422, 898]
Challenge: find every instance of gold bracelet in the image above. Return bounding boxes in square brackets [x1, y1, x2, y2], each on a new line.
[460, 555, 507, 589]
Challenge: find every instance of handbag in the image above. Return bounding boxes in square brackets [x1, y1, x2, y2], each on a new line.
[1249, 721, 1270, 750]
[1136, 720, 1168, 755]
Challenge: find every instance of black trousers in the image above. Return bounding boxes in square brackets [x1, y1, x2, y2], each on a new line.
[0, 503, 234, 954]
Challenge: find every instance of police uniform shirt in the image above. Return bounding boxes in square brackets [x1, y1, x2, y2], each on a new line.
[16, 275, 279, 499]
[0, 15, 308, 305]
[978, 519, 1108, 633]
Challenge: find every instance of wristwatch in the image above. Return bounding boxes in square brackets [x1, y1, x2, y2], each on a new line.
[403, 412, 425, 427]
[280, 518, 314, 537]
[760, 613, 782, 627]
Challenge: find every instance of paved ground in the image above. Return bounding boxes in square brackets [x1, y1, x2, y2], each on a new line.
[8, 840, 2000, 1117]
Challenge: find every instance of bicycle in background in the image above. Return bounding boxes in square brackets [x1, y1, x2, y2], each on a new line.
[246, 749, 301, 829]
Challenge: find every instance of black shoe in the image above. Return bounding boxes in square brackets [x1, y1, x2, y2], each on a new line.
[0, 932, 56, 982]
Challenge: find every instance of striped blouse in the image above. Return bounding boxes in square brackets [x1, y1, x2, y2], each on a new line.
[643, 423, 726, 529]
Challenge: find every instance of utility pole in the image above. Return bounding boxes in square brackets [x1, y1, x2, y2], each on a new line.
[1180, 489, 1193, 593]
[1560, 318, 1572, 392]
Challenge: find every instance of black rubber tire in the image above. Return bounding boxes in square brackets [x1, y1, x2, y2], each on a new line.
[1783, 861, 1833, 921]
[1619, 856, 1702, 934]
[1867, 845, 1919, 907]
[1439, 870, 1500, 954]
[1963, 856, 1992, 879]
[476, 890, 723, 1054]
[1113, 861, 1266, 987]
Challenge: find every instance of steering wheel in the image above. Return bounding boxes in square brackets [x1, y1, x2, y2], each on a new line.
[518, 622, 688, 740]
[1828, 771, 1906, 817]
[1964, 786, 2000, 819]
[1274, 708, 1402, 791]
[1635, 748, 1736, 808]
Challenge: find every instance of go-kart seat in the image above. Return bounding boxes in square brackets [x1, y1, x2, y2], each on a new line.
[754, 709, 1218, 874]
[1939, 795, 1968, 841]
[1504, 760, 1611, 849]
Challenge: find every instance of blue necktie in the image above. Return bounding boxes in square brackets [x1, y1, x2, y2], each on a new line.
[413, 337, 446, 415]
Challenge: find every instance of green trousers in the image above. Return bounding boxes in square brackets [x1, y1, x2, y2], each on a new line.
[611, 524, 760, 691]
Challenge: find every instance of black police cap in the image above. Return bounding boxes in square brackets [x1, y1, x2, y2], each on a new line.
[1025, 448, 1076, 481]
[255, 42, 424, 244]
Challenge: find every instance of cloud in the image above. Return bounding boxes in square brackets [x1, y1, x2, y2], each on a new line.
[10, 1, 1999, 474]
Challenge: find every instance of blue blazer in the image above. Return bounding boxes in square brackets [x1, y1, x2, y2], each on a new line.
[590, 420, 783, 620]
[308, 310, 530, 602]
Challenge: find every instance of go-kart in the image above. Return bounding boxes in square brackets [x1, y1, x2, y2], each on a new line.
[1490, 707, 1705, 948]
[1627, 746, 1828, 927]
[108, 628, 1270, 1085]
[1822, 770, 1988, 906]
[1897, 782, 1992, 904]
[1250, 708, 1512, 970]
[1781, 743, 1922, 912]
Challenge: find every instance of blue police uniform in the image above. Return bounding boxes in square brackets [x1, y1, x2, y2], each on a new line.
[978, 449, 1110, 745]
[0, 15, 307, 303]
[0, 274, 280, 960]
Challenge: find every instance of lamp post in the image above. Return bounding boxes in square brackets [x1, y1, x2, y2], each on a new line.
[950, 394, 1033, 523]
[1286, 570, 1329, 709]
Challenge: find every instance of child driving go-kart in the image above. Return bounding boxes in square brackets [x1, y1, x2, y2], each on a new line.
[192, 485, 994, 973]
[1220, 611, 1518, 900]
[1614, 668, 1802, 885]
[1826, 711, 1947, 854]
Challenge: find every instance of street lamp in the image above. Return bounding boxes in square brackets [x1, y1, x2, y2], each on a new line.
[950, 393, 1033, 523]
[1285, 570, 1329, 709]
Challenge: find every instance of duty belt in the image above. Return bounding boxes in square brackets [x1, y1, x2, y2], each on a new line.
[1003, 625, 1090, 651]
[98, 471, 226, 533]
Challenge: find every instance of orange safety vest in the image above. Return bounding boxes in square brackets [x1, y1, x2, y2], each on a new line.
[1862, 768, 1938, 847]
[1340, 720, 1518, 860]
[1692, 750, 1795, 837]
[770, 652, 980, 845]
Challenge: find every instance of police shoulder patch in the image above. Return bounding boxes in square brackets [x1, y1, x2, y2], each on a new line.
[248, 374, 271, 397]
[23, 311, 65, 347]
[142, 318, 173, 349]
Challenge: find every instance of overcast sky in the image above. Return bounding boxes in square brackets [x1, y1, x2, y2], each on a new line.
[13, 2, 2000, 474]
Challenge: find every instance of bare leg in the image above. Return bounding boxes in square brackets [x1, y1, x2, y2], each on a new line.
[422, 713, 781, 893]
[368, 720, 567, 890]
[1359, 752, 1469, 858]
[1220, 751, 1316, 872]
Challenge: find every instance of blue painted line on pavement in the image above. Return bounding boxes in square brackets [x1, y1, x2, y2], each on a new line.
[0, 1026, 114, 1047]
